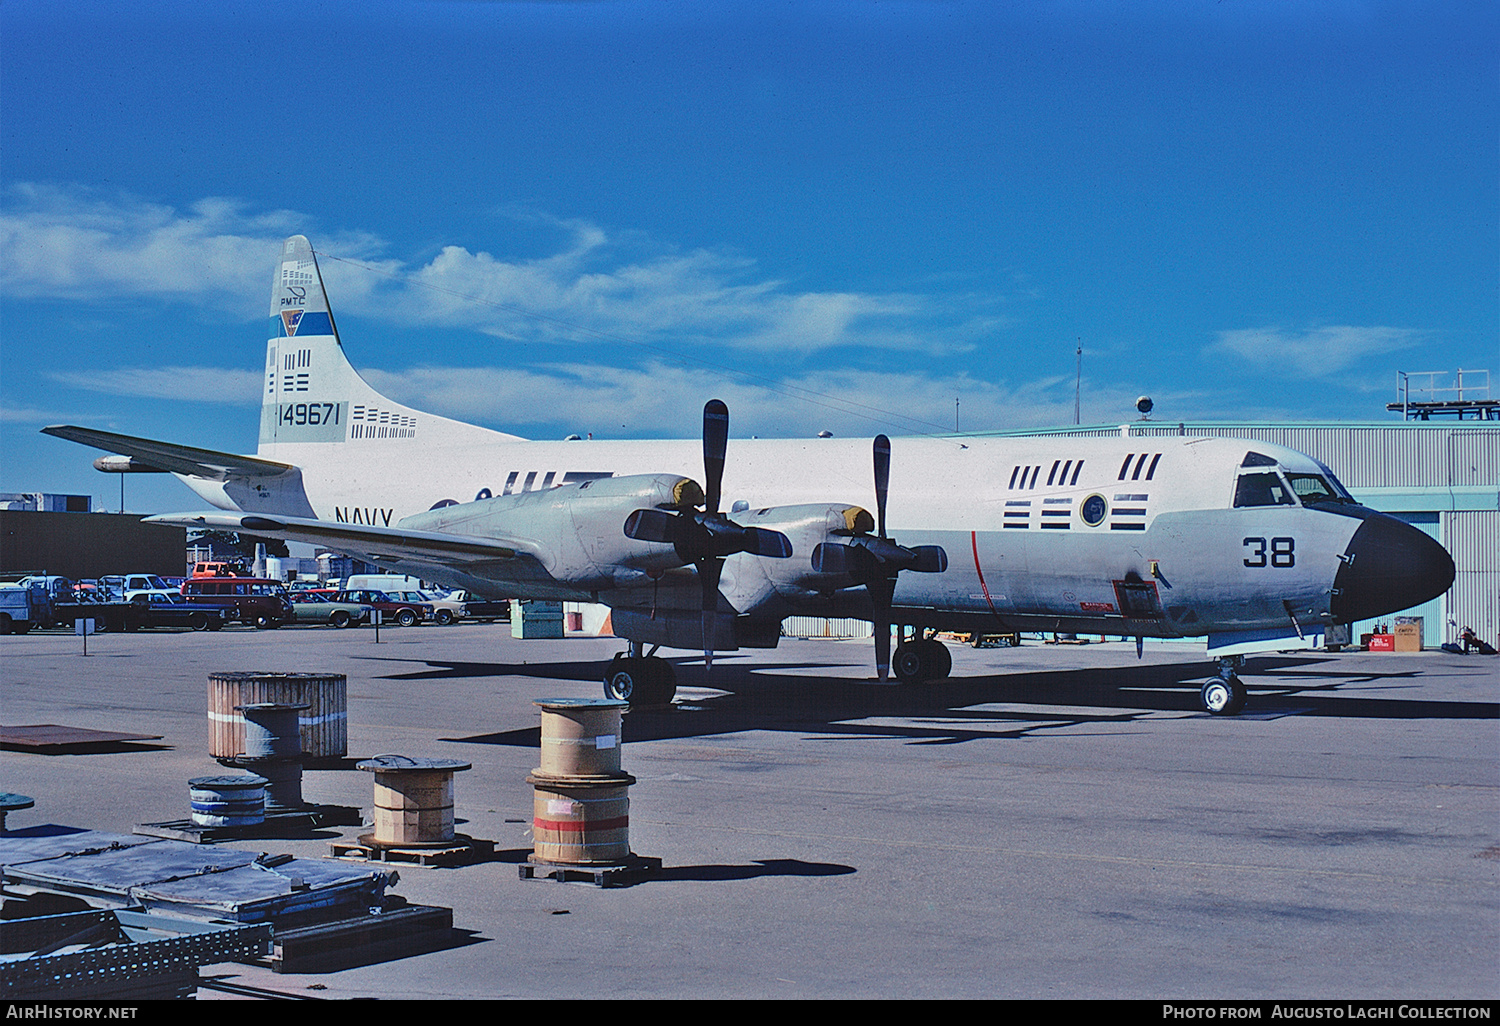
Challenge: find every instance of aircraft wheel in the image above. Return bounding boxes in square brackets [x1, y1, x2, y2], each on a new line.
[1200, 675, 1247, 716]
[925, 639, 952, 680]
[604, 656, 642, 702]
[643, 657, 677, 706]
[892, 639, 950, 683]
[891, 643, 928, 683]
[603, 656, 676, 706]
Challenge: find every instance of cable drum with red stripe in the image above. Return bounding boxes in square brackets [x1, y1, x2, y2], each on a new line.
[527, 699, 637, 866]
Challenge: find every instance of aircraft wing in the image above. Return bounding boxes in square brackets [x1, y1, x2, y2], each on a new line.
[145, 511, 527, 564]
[41, 425, 294, 481]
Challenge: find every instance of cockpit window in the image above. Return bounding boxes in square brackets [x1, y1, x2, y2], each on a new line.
[1287, 473, 1355, 505]
[1240, 451, 1280, 468]
[1234, 472, 1296, 508]
[1311, 460, 1358, 503]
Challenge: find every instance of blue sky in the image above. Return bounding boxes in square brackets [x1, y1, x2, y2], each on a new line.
[2, 0, 1495, 514]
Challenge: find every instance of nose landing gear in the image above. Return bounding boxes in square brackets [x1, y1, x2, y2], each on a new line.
[1200, 655, 1247, 715]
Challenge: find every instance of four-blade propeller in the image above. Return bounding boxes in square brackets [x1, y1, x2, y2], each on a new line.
[625, 405, 947, 681]
[622, 399, 793, 669]
[810, 434, 948, 680]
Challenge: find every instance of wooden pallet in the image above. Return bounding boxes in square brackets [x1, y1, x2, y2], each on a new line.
[328, 833, 494, 867]
[264, 901, 454, 973]
[134, 803, 362, 843]
[519, 853, 661, 887]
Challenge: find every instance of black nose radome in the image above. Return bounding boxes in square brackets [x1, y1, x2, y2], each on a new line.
[1330, 512, 1455, 624]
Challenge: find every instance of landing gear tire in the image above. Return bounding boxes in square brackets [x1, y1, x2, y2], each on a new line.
[892, 639, 951, 683]
[603, 655, 677, 707]
[1200, 675, 1247, 716]
[926, 639, 952, 680]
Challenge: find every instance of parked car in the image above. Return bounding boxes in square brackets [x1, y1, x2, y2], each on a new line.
[180, 577, 293, 628]
[333, 589, 431, 626]
[124, 588, 179, 606]
[387, 590, 465, 625]
[0, 583, 34, 634]
[126, 592, 232, 631]
[442, 590, 512, 623]
[288, 592, 371, 628]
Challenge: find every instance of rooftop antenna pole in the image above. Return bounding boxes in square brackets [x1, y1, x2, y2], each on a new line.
[1074, 340, 1082, 425]
[955, 397, 960, 433]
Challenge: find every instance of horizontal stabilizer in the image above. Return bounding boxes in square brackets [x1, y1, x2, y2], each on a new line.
[144, 511, 528, 565]
[42, 425, 295, 481]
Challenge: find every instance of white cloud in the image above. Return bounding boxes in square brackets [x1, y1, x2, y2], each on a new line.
[373, 239, 986, 357]
[45, 366, 265, 404]
[0, 403, 67, 424]
[2, 184, 1001, 357]
[0, 184, 381, 314]
[361, 360, 1148, 439]
[1208, 325, 1425, 377]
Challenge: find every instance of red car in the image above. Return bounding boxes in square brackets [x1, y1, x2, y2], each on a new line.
[333, 589, 432, 627]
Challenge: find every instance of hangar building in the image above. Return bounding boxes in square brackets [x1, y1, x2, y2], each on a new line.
[0, 510, 188, 581]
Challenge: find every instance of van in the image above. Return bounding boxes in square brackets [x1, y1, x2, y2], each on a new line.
[180, 577, 293, 628]
[344, 574, 426, 593]
[190, 561, 245, 578]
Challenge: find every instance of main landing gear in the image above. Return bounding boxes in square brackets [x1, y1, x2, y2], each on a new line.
[1200, 655, 1248, 716]
[890, 632, 952, 684]
[603, 644, 677, 707]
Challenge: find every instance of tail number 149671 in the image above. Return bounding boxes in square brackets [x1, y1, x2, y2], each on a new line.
[280, 403, 340, 426]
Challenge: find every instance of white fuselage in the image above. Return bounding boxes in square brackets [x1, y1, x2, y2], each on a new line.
[186, 417, 1362, 641]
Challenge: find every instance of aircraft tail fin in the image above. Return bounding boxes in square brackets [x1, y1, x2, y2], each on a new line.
[261, 235, 522, 454]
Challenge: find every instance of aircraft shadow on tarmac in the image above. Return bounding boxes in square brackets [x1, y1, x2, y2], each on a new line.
[361, 650, 1500, 749]
[486, 847, 854, 883]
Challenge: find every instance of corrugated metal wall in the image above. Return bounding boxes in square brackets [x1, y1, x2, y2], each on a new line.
[1443, 511, 1500, 648]
[1447, 429, 1500, 488]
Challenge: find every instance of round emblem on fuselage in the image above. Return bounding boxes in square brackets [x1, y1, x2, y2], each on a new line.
[1080, 494, 1108, 526]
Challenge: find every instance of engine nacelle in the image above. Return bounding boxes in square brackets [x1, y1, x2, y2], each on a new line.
[716, 502, 878, 616]
[398, 473, 700, 589]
